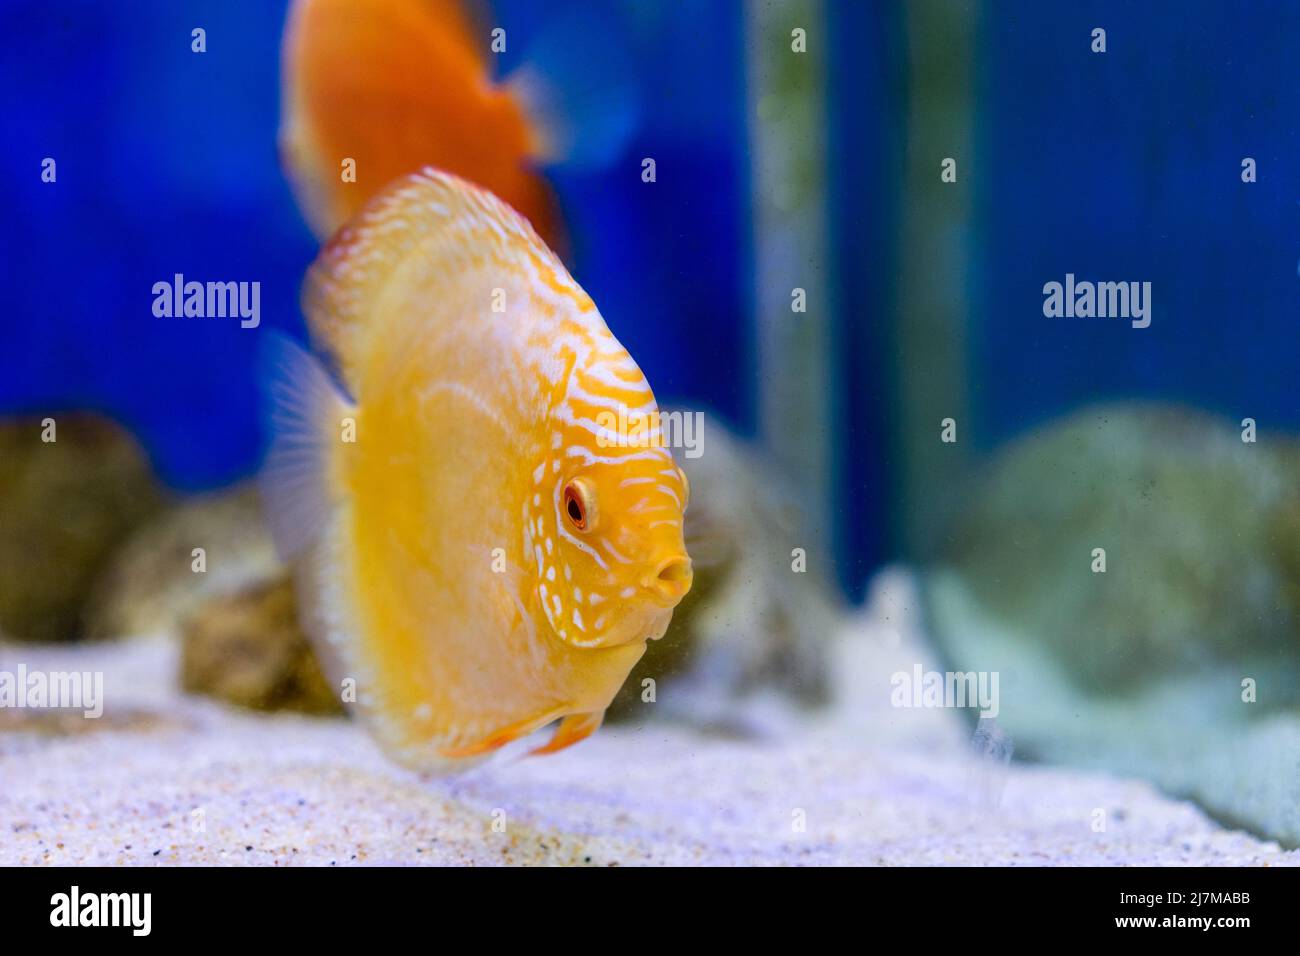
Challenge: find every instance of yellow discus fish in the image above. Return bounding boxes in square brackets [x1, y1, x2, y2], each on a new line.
[262, 168, 692, 770]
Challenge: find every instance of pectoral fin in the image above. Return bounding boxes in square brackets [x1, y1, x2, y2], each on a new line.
[259, 332, 355, 562]
[528, 710, 605, 757]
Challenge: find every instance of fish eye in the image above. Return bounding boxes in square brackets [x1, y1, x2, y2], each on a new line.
[563, 478, 597, 532]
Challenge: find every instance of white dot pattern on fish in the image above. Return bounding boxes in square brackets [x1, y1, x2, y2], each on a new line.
[518, 357, 679, 649]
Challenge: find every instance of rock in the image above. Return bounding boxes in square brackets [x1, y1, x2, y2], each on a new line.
[0, 413, 165, 642]
[179, 574, 342, 716]
[608, 423, 840, 726]
[84, 484, 281, 640]
[925, 402, 1300, 846]
[933, 402, 1300, 695]
[84, 484, 330, 716]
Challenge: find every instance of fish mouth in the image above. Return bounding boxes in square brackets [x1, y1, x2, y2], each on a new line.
[641, 554, 693, 607]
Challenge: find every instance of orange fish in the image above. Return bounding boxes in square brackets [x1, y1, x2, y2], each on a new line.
[280, 0, 634, 249]
[262, 168, 691, 770]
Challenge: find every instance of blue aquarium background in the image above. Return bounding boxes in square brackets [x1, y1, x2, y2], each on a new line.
[974, 0, 1299, 443]
[4, 0, 1298, 602]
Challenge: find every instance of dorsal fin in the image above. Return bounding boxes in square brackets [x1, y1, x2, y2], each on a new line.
[301, 167, 573, 394]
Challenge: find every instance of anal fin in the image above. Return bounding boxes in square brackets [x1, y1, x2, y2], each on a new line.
[528, 710, 604, 757]
[437, 707, 565, 760]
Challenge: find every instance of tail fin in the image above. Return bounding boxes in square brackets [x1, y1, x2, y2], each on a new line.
[278, 0, 493, 240]
[506, 7, 641, 170]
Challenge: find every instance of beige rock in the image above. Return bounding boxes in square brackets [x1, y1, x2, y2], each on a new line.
[180, 574, 343, 716]
[85, 484, 279, 640]
[933, 402, 1300, 694]
[0, 413, 164, 642]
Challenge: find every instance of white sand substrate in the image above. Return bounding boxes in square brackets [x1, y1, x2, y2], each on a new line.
[2, 577, 1296, 867]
